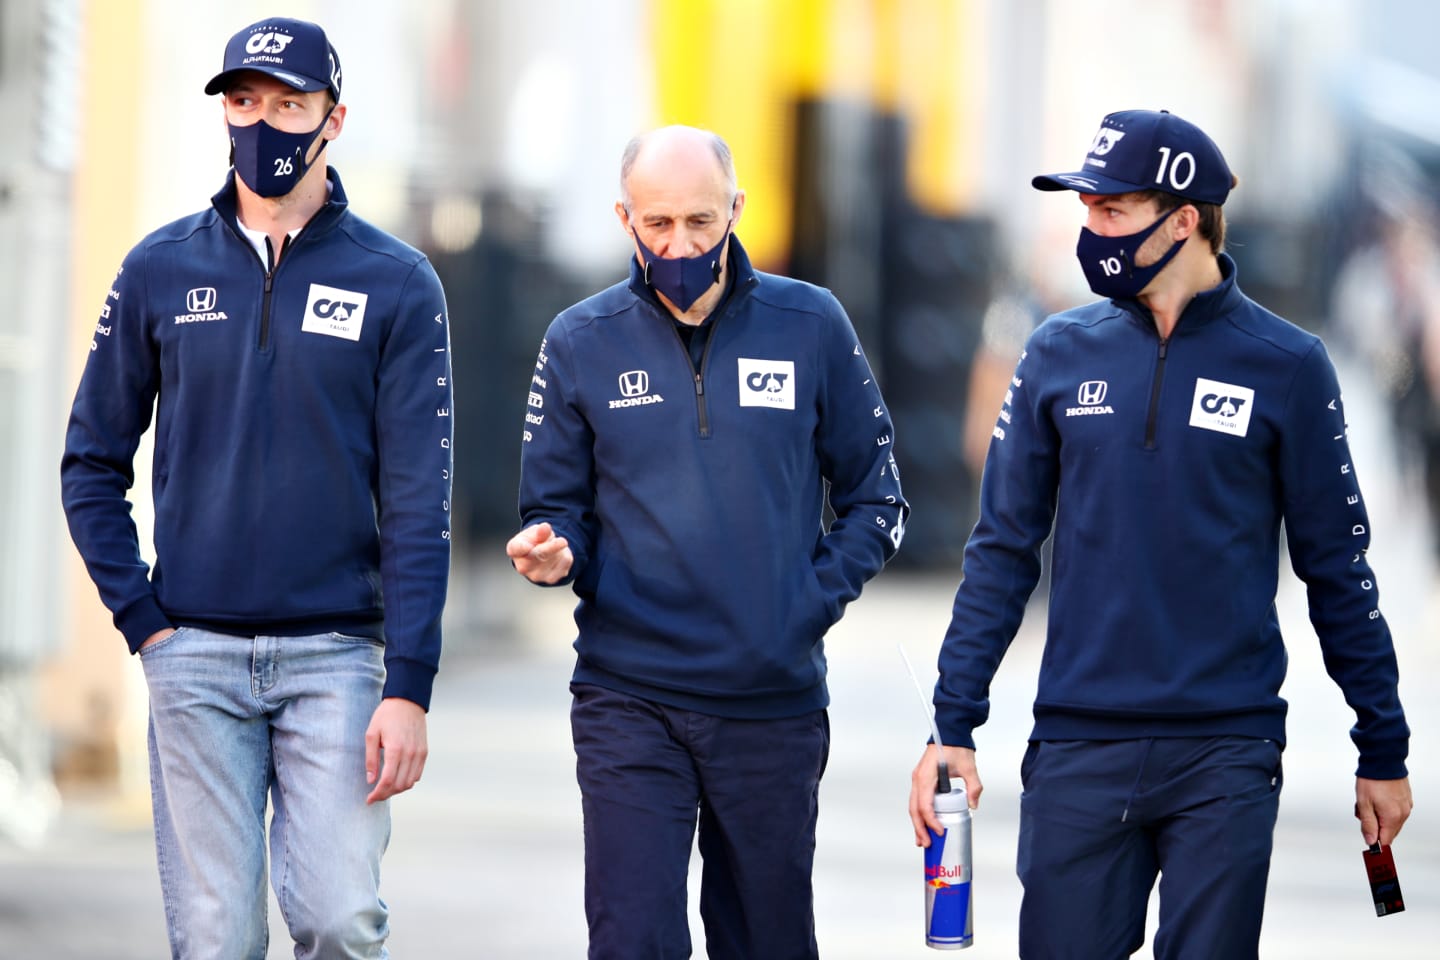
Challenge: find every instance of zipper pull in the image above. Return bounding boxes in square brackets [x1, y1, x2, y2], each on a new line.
[694, 373, 704, 396]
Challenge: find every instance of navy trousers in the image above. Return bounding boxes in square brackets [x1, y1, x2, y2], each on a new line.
[1016, 737, 1284, 960]
[570, 682, 830, 960]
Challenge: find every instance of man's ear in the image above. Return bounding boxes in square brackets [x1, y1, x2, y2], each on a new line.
[1172, 203, 1200, 241]
[323, 102, 347, 142]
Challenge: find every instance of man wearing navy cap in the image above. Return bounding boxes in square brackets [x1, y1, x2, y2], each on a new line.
[907, 110, 1412, 957]
[62, 17, 452, 957]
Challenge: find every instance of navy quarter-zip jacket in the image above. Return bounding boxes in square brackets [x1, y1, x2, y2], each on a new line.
[519, 236, 908, 718]
[61, 169, 452, 709]
[935, 254, 1409, 779]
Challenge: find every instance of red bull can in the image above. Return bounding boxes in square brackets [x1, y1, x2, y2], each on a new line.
[924, 787, 973, 949]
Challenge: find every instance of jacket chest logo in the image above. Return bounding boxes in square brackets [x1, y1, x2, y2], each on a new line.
[1189, 377, 1255, 437]
[1065, 379, 1114, 417]
[175, 286, 228, 324]
[738, 358, 795, 410]
[609, 369, 664, 409]
[302, 283, 368, 341]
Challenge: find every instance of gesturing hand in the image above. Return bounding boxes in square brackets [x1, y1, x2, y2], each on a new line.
[506, 522, 574, 584]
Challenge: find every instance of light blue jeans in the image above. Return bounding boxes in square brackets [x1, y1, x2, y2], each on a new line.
[140, 626, 391, 959]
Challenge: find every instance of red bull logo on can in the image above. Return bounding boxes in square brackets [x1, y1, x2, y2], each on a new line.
[924, 822, 974, 948]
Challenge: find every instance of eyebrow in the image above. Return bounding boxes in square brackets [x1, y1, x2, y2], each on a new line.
[225, 82, 310, 99]
[642, 210, 717, 221]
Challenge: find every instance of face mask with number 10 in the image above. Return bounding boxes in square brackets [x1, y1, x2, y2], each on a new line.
[1075, 206, 1183, 300]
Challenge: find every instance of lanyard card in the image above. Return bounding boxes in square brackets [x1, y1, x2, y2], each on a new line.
[1363, 844, 1405, 916]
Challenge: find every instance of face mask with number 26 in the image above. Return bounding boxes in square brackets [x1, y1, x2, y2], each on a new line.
[228, 110, 332, 198]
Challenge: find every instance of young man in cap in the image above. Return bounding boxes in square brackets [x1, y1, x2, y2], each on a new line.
[61, 17, 451, 957]
[907, 109, 1412, 958]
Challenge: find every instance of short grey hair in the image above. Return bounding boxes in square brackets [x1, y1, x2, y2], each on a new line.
[619, 127, 737, 212]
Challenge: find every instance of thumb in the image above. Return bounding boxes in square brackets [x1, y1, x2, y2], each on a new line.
[507, 523, 548, 559]
[963, 776, 982, 811]
[1356, 799, 1379, 847]
[365, 721, 381, 786]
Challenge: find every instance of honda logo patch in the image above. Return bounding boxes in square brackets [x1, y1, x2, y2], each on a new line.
[186, 287, 217, 313]
[618, 370, 649, 398]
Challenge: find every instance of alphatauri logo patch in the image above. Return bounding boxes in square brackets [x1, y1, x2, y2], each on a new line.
[302, 284, 368, 341]
[738, 358, 795, 410]
[1189, 377, 1255, 437]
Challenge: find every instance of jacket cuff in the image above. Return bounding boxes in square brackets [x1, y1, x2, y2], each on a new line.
[382, 656, 437, 712]
[547, 523, 586, 587]
[117, 596, 173, 654]
[934, 714, 978, 752]
[1356, 754, 1408, 781]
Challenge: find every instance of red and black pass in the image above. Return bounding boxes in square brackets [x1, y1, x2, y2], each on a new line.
[1363, 844, 1404, 916]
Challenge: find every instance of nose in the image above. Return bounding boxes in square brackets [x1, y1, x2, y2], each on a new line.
[668, 225, 709, 258]
[1084, 207, 1109, 236]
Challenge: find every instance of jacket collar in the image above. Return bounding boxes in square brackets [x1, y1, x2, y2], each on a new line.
[626, 233, 761, 312]
[1116, 252, 1243, 334]
[211, 166, 349, 235]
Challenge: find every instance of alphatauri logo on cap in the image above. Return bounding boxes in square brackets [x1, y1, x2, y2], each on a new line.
[1089, 127, 1125, 157]
[245, 32, 295, 56]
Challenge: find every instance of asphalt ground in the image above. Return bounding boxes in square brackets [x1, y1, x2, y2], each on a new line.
[3, 550, 1437, 958]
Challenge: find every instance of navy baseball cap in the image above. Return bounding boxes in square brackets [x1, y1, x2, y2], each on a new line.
[204, 18, 341, 100]
[1032, 109, 1233, 205]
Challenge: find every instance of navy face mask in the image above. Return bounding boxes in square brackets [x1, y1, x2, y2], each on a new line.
[1076, 206, 1183, 299]
[634, 226, 730, 313]
[228, 109, 333, 198]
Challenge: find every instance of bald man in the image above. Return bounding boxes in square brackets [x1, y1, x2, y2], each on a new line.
[507, 126, 909, 959]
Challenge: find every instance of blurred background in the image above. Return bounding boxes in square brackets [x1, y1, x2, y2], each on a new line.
[2, 0, 1438, 956]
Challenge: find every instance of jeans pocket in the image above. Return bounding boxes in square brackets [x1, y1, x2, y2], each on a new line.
[138, 626, 186, 658]
[330, 631, 384, 647]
